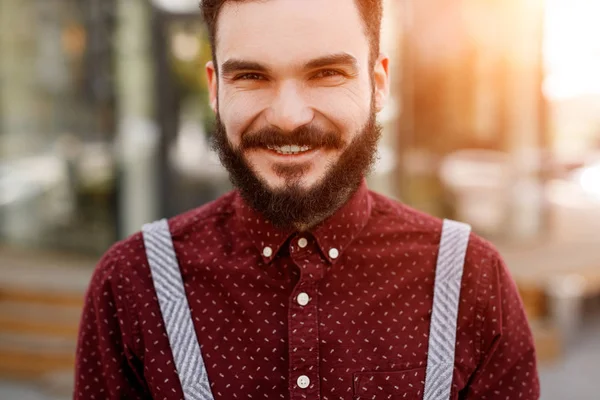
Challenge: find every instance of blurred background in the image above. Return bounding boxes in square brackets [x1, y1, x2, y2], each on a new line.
[0, 0, 599, 398]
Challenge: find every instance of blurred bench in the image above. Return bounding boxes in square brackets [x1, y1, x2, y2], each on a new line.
[498, 238, 600, 363]
[0, 246, 93, 396]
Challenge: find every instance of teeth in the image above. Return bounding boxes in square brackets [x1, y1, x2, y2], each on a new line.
[269, 145, 312, 155]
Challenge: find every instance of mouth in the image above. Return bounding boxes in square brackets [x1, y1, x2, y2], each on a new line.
[265, 144, 314, 156]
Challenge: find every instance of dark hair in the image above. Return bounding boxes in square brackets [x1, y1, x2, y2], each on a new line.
[200, 0, 383, 70]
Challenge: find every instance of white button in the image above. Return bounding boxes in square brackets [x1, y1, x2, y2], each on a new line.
[329, 248, 339, 259]
[297, 375, 310, 389]
[297, 292, 310, 306]
[298, 237, 308, 248]
[263, 246, 273, 257]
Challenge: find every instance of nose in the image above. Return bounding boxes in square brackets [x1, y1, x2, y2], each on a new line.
[265, 81, 314, 132]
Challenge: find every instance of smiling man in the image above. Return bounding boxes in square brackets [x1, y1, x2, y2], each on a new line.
[74, 0, 540, 399]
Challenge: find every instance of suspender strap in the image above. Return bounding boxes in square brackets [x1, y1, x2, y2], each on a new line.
[423, 219, 471, 400]
[142, 219, 215, 400]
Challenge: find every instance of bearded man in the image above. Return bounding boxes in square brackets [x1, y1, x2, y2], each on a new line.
[74, 1, 540, 399]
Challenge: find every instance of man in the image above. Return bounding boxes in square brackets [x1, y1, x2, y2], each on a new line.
[74, 0, 540, 399]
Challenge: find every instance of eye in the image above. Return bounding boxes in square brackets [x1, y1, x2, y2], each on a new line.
[312, 69, 343, 79]
[234, 73, 265, 81]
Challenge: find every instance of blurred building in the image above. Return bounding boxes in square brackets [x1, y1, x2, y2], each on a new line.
[0, 0, 118, 255]
[0, 0, 599, 398]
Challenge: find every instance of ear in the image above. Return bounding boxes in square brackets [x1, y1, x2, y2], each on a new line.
[372, 53, 390, 113]
[206, 60, 218, 113]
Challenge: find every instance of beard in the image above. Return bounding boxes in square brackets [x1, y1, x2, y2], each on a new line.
[210, 103, 382, 231]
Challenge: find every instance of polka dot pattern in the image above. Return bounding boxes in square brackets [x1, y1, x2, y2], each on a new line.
[74, 181, 540, 399]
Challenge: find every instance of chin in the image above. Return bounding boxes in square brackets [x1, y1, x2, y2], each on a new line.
[262, 173, 318, 192]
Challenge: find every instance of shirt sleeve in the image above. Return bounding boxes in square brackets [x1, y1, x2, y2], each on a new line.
[463, 253, 540, 399]
[74, 252, 148, 399]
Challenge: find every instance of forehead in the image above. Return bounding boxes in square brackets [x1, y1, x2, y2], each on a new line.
[215, 0, 370, 67]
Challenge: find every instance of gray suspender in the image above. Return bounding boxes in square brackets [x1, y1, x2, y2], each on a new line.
[142, 218, 470, 400]
[423, 219, 471, 400]
[142, 219, 215, 400]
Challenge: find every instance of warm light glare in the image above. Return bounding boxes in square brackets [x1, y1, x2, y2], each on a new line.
[152, 0, 197, 13]
[543, 0, 600, 99]
[172, 32, 200, 62]
[577, 163, 600, 199]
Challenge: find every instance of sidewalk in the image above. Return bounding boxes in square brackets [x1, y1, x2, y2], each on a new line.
[0, 379, 68, 400]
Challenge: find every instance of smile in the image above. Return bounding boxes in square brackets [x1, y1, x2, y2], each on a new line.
[266, 145, 313, 155]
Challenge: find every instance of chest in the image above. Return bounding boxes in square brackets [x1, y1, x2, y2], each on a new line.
[136, 259, 467, 399]
[136, 218, 474, 400]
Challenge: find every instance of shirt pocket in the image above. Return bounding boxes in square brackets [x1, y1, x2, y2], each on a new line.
[352, 368, 425, 400]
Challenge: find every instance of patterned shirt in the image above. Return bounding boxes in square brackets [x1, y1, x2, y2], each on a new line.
[74, 180, 540, 399]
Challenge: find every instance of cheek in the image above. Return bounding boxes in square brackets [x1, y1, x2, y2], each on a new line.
[311, 87, 371, 137]
[219, 91, 267, 145]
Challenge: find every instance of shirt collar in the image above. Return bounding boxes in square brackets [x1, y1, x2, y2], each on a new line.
[234, 179, 372, 265]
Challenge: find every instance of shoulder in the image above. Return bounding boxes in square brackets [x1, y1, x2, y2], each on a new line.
[86, 234, 145, 301]
[368, 190, 504, 287]
[369, 190, 443, 235]
[167, 190, 237, 238]
[90, 191, 238, 292]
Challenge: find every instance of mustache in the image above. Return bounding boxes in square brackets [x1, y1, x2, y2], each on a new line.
[240, 125, 344, 150]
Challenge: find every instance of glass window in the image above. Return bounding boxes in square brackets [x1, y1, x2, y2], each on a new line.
[153, 10, 232, 218]
[0, 0, 117, 255]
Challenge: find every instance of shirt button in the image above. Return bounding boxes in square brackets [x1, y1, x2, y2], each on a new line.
[328, 248, 339, 259]
[297, 292, 310, 306]
[297, 375, 310, 389]
[263, 246, 273, 257]
[298, 237, 308, 248]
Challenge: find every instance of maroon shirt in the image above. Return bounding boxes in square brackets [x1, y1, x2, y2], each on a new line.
[74, 181, 539, 399]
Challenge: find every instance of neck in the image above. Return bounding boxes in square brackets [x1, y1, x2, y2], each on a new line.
[293, 186, 354, 232]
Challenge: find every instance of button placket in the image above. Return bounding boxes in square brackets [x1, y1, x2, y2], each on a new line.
[288, 252, 324, 399]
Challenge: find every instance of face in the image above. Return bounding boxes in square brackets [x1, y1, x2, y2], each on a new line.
[206, 0, 389, 228]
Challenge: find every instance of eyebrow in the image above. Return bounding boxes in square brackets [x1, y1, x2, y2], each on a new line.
[304, 53, 358, 71]
[220, 59, 271, 76]
[220, 52, 359, 76]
